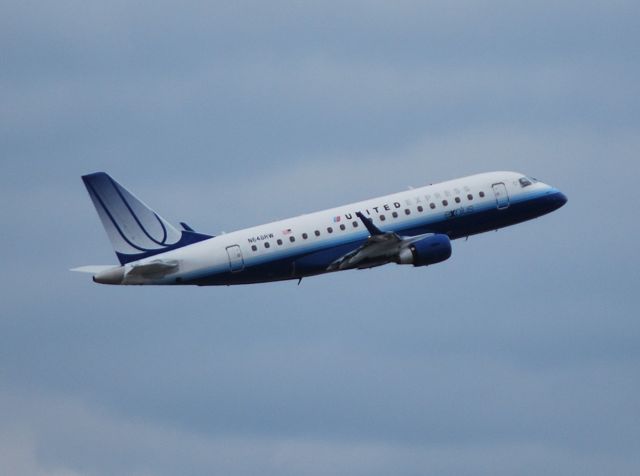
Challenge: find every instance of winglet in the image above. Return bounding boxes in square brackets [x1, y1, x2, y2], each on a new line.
[356, 211, 383, 236]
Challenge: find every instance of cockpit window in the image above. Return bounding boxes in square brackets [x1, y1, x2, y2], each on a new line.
[519, 177, 532, 187]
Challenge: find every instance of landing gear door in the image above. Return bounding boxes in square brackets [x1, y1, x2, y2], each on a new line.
[492, 183, 510, 209]
[225, 245, 244, 272]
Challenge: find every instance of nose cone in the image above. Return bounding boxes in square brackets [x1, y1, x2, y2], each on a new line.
[545, 189, 568, 212]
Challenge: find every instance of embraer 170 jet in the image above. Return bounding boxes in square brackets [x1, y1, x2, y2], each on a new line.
[72, 171, 567, 286]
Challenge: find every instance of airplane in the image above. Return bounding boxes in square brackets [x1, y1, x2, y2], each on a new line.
[72, 171, 567, 286]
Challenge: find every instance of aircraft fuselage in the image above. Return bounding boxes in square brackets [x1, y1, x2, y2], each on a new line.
[77, 171, 567, 286]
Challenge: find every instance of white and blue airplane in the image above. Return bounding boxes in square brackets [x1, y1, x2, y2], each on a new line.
[72, 171, 567, 286]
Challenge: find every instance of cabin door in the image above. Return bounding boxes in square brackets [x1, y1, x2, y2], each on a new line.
[225, 245, 245, 272]
[492, 183, 510, 209]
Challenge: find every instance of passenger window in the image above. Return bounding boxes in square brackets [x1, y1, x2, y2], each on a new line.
[467, 194, 473, 200]
[277, 239, 283, 245]
[302, 233, 308, 239]
[327, 227, 333, 233]
[417, 205, 424, 212]
[289, 236, 296, 242]
[405, 209, 410, 215]
[352, 221, 359, 228]
[455, 197, 461, 203]
[430, 203, 436, 209]
[380, 215, 386, 221]
[392, 211, 398, 218]
[442, 200, 448, 206]
[479, 191, 485, 198]
[340, 224, 346, 231]
[251, 245, 257, 251]
[264, 242, 270, 249]
[314, 230, 320, 237]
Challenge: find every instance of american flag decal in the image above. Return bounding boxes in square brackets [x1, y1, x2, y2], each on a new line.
[333, 216, 341, 223]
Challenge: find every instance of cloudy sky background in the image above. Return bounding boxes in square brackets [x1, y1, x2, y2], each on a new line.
[1, 1, 639, 474]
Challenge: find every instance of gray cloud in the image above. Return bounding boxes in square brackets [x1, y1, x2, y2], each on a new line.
[1, 0, 639, 474]
[2, 387, 638, 476]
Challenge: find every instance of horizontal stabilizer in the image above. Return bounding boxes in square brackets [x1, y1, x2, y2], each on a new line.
[71, 265, 118, 274]
[72, 259, 179, 284]
[128, 259, 179, 278]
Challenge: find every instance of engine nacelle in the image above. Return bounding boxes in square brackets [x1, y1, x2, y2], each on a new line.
[397, 234, 452, 267]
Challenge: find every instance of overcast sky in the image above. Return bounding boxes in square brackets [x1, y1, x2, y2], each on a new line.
[1, 1, 639, 475]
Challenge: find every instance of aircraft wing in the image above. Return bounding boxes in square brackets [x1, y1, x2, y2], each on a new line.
[327, 212, 435, 271]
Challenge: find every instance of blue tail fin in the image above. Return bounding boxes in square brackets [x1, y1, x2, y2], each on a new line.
[82, 172, 211, 264]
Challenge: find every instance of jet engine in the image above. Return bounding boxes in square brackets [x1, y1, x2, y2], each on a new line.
[397, 234, 452, 266]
